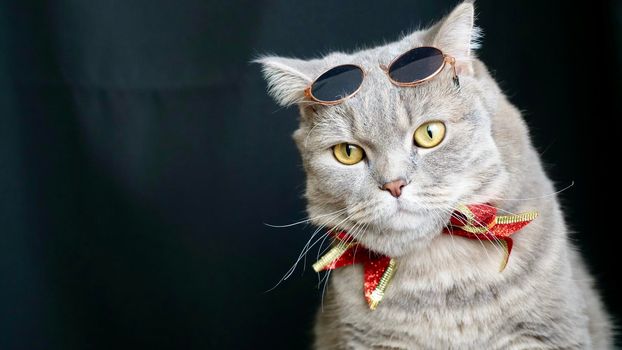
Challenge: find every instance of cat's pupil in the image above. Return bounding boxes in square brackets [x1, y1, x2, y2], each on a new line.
[346, 144, 352, 157]
[426, 126, 434, 139]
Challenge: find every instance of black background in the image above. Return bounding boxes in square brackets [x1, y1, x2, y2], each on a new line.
[1, 1, 620, 349]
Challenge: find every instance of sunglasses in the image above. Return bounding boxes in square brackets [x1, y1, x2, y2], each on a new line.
[303, 46, 458, 106]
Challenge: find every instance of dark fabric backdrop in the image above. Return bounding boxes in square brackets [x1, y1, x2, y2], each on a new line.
[1, 1, 620, 349]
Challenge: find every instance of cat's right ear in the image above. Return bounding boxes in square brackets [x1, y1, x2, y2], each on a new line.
[428, 1, 480, 76]
[254, 56, 314, 107]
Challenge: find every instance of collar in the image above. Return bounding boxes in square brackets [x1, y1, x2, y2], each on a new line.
[312, 203, 538, 310]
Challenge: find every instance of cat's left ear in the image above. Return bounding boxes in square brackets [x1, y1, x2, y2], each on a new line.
[254, 56, 315, 107]
[429, 1, 480, 75]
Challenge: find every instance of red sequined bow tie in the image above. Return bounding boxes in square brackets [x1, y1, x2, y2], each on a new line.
[312, 204, 538, 310]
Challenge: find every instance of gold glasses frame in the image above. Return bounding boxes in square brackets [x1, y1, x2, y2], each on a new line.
[304, 46, 458, 106]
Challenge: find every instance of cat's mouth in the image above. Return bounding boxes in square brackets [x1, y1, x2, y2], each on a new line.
[332, 206, 452, 256]
[394, 202, 420, 215]
[309, 198, 461, 256]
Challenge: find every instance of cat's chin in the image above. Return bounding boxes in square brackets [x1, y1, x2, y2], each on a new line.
[355, 217, 445, 257]
[315, 205, 452, 257]
[357, 227, 438, 257]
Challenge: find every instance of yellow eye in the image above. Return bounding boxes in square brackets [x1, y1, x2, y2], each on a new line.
[413, 121, 446, 148]
[333, 143, 365, 165]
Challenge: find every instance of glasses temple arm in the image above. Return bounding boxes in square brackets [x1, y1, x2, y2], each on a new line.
[445, 55, 460, 88]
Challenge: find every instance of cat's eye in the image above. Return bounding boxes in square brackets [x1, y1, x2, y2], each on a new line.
[413, 121, 446, 148]
[333, 143, 365, 165]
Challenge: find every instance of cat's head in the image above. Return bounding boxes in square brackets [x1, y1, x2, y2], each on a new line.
[258, 2, 511, 257]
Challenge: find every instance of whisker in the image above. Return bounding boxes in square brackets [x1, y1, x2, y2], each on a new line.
[320, 269, 332, 312]
[318, 220, 371, 310]
[265, 208, 351, 292]
[263, 207, 347, 228]
[445, 207, 502, 260]
[470, 181, 574, 201]
[267, 201, 378, 293]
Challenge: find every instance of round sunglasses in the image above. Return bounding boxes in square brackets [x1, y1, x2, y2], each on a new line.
[303, 46, 458, 106]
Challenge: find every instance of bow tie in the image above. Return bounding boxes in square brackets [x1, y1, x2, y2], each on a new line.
[312, 204, 538, 310]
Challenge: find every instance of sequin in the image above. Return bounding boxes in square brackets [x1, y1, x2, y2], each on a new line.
[314, 235, 395, 309]
[443, 204, 538, 271]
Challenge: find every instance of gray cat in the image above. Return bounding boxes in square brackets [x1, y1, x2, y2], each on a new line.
[258, 2, 613, 349]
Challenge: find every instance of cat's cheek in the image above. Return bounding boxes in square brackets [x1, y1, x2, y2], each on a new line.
[306, 152, 369, 191]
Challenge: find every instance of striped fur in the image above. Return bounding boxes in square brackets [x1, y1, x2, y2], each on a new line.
[259, 2, 613, 349]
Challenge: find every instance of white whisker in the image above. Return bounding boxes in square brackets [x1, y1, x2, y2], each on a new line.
[263, 207, 347, 228]
[470, 181, 574, 201]
[266, 201, 378, 293]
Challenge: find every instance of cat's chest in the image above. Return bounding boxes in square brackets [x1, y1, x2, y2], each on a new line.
[324, 264, 523, 349]
[327, 238, 511, 314]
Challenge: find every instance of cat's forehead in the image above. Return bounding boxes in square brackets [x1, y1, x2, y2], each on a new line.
[313, 31, 427, 77]
[308, 65, 463, 146]
[309, 33, 436, 120]
[309, 34, 451, 130]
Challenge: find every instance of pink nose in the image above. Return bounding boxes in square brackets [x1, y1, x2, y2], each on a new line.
[381, 179, 407, 198]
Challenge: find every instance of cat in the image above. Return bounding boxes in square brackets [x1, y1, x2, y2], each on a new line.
[257, 2, 613, 349]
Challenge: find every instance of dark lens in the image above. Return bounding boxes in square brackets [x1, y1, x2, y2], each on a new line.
[388, 47, 445, 84]
[311, 64, 364, 102]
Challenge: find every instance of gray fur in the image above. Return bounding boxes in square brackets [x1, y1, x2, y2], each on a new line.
[258, 2, 613, 349]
